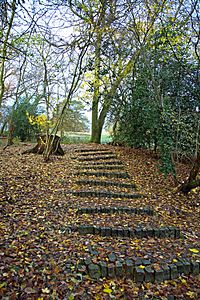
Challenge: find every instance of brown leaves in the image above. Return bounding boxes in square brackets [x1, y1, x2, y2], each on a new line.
[0, 144, 200, 299]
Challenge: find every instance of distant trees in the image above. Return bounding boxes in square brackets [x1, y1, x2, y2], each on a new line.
[52, 99, 89, 134]
[0, 0, 199, 185]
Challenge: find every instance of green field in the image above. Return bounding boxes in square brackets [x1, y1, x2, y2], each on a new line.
[61, 132, 112, 144]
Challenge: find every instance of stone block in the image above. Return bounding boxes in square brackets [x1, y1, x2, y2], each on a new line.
[149, 209, 154, 216]
[100, 227, 108, 237]
[118, 228, 124, 237]
[111, 228, 119, 237]
[94, 226, 101, 235]
[145, 266, 154, 283]
[101, 207, 108, 213]
[164, 227, 170, 237]
[168, 296, 175, 300]
[162, 265, 170, 280]
[116, 261, 124, 277]
[142, 259, 151, 266]
[169, 264, 179, 279]
[78, 225, 92, 235]
[109, 207, 114, 213]
[175, 261, 184, 274]
[108, 263, 115, 278]
[105, 227, 112, 237]
[154, 267, 164, 282]
[129, 229, 135, 238]
[88, 263, 101, 279]
[159, 227, 166, 238]
[97, 207, 101, 213]
[135, 267, 145, 282]
[181, 259, 191, 275]
[154, 228, 160, 238]
[135, 228, 142, 238]
[87, 225, 94, 234]
[130, 208, 136, 213]
[146, 227, 154, 237]
[113, 207, 118, 213]
[123, 228, 130, 237]
[168, 227, 176, 238]
[125, 259, 134, 278]
[143, 207, 149, 214]
[175, 228, 181, 238]
[135, 259, 143, 266]
[99, 261, 108, 277]
[191, 261, 200, 275]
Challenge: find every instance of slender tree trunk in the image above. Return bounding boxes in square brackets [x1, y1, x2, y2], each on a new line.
[42, 38, 90, 161]
[0, 0, 16, 108]
[90, 28, 102, 143]
[3, 121, 14, 150]
[0, 119, 7, 135]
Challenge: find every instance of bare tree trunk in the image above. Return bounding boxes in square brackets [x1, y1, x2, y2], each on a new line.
[90, 28, 102, 143]
[0, 119, 7, 135]
[3, 121, 14, 150]
[179, 148, 200, 193]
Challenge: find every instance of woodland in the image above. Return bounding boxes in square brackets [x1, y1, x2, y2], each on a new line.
[0, 0, 200, 299]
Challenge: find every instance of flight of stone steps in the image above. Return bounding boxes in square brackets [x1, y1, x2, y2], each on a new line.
[65, 146, 200, 283]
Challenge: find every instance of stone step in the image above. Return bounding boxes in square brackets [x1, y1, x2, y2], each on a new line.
[79, 257, 200, 282]
[78, 155, 117, 161]
[74, 171, 130, 179]
[81, 160, 123, 166]
[65, 225, 181, 239]
[75, 151, 114, 156]
[70, 190, 142, 199]
[78, 165, 124, 170]
[76, 206, 153, 215]
[74, 148, 110, 153]
[76, 179, 136, 188]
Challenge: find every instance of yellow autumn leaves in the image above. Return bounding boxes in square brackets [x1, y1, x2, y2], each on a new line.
[26, 112, 54, 132]
[189, 248, 199, 254]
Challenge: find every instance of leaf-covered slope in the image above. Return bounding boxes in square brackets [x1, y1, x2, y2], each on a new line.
[0, 144, 199, 299]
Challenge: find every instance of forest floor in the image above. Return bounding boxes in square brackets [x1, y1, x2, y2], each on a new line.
[0, 143, 199, 300]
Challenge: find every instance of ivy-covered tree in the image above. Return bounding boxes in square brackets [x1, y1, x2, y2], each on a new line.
[110, 13, 199, 182]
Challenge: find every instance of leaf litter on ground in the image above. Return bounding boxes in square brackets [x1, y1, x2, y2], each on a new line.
[0, 143, 199, 299]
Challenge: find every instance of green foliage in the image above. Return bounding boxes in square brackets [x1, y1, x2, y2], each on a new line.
[111, 24, 199, 176]
[158, 109, 176, 177]
[12, 97, 42, 141]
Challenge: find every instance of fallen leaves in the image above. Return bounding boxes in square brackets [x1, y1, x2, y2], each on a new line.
[189, 248, 199, 254]
[0, 143, 200, 299]
[103, 287, 112, 294]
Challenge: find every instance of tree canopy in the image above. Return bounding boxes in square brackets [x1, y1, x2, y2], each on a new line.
[0, 0, 199, 171]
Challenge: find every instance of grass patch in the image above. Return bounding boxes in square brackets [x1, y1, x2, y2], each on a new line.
[61, 132, 112, 144]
